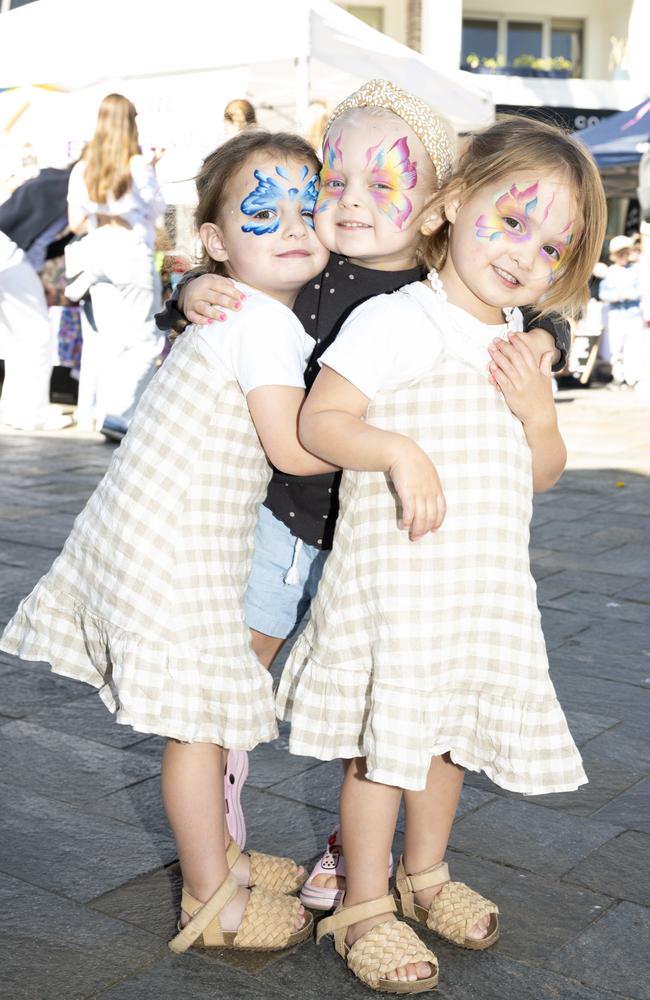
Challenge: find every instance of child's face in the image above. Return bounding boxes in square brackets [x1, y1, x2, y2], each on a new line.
[314, 113, 433, 271]
[202, 154, 329, 306]
[443, 172, 578, 319]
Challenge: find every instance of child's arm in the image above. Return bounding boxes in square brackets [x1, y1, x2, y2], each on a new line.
[246, 386, 337, 477]
[487, 338, 566, 492]
[300, 366, 446, 540]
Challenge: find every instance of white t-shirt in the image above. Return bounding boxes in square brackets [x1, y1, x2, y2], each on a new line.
[67, 155, 165, 249]
[320, 280, 522, 399]
[194, 282, 314, 395]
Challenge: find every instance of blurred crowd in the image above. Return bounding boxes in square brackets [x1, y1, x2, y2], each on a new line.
[0, 90, 648, 436]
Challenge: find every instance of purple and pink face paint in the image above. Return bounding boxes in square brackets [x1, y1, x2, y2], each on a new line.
[315, 131, 418, 229]
[475, 182, 574, 283]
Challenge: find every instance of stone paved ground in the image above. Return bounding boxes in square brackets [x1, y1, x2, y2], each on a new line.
[0, 386, 649, 1000]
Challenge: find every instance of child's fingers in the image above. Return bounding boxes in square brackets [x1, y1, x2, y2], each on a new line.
[489, 361, 513, 394]
[488, 343, 521, 384]
[186, 305, 218, 325]
[506, 333, 537, 369]
[409, 495, 429, 540]
[432, 491, 447, 531]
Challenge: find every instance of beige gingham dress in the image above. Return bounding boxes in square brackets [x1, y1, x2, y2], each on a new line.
[1, 307, 307, 747]
[277, 282, 587, 794]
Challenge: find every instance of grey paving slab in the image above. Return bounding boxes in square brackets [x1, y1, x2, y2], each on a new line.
[0, 538, 56, 570]
[548, 901, 650, 1000]
[550, 649, 650, 690]
[26, 692, 152, 749]
[0, 871, 165, 1000]
[581, 723, 650, 772]
[125, 734, 166, 759]
[564, 830, 650, 905]
[449, 798, 623, 876]
[246, 739, 324, 790]
[563, 708, 621, 746]
[561, 618, 650, 656]
[539, 568, 646, 598]
[90, 862, 182, 941]
[592, 776, 650, 833]
[519, 759, 645, 818]
[616, 578, 650, 604]
[552, 670, 648, 726]
[546, 590, 650, 625]
[0, 666, 91, 718]
[90, 775, 171, 836]
[539, 607, 592, 648]
[0, 512, 75, 550]
[95, 952, 287, 1000]
[0, 781, 176, 902]
[0, 720, 161, 806]
[241, 785, 337, 863]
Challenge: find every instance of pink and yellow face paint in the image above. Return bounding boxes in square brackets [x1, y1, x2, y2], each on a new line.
[365, 136, 417, 229]
[475, 181, 575, 283]
[315, 134, 345, 215]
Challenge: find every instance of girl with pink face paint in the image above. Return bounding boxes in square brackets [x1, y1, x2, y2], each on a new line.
[277, 115, 607, 993]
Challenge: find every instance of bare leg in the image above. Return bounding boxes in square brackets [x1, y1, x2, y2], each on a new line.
[161, 740, 306, 932]
[309, 757, 351, 893]
[402, 753, 489, 939]
[250, 628, 284, 668]
[341, 758, 433, 985]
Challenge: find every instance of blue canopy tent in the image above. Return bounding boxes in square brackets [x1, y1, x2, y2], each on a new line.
[577, 98, 650, 198]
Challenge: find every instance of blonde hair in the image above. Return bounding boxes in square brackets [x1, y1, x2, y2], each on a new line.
[223, 99, 257, 130]
[83, 93, 140, 204]
[421, 116, 607, 318]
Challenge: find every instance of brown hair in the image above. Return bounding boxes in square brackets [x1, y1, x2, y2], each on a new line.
[420, 116, 607, 318]
[195, 130, 321, 275]
[83, 93, 141, 204]
[223, 99, 257, 129]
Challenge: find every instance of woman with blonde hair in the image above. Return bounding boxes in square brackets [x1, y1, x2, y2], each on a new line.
[67, 93, 165, 437]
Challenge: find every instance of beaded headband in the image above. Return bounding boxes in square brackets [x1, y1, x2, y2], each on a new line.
[326, 78, 455, 183]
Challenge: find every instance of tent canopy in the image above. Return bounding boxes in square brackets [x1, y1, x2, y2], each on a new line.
[0, 0, 493, 132]
[577, 98, 650, 168]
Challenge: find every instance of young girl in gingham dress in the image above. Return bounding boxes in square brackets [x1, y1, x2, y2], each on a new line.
[0, 131, 336, 955]
[276, 117, 607, 992]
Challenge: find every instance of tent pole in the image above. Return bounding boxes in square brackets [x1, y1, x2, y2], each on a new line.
[294, 53, 310, 134]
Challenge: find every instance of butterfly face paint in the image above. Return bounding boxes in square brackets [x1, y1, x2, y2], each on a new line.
[315, 135, 345, 216]
[240, 164, 319, 235]
[365, 136, 417, 229]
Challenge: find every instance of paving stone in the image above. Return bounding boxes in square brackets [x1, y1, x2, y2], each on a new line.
[616, 578, 650, 604]
[247, 739, 324, 790]
[564, 830, 650, 905]
[0, 720, 161, 805]
[539, 569, 645, 598]
[592, 776, 650, 833]
[242, 785, 337, 862]
[125, 734, 166, 759]
[581, 723, 650, 772]
[483, 869, 612, 964]
[0, 512, 75, 550]
[518, 759, 646, 817]
[269, 758, 343, 811]
[548, 901, 650, 999]
[26, 693, 152, 749]
[550, 649, 650, 690]
[563, 708, 621, 746]
[449, 799, 623, 876]
[546, 589, 650, 625]
[0, 667, 91, 718]
[552, 670, 648, 726]
[561, 618, 650, 656]
[0, 538, 56, 571]
[96, 952, 288, 1000]
[91, 775, 171, 835]
[0, 871, 165, 1000]
[0, 782, 176, 902]
[539, 607, 592, 648]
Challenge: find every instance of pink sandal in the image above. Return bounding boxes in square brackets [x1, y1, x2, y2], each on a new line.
[299, 825, 394, 911]
[224, 750, 248, 850]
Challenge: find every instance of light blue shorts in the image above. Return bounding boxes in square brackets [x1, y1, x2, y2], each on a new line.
[244, 505, 330, 638]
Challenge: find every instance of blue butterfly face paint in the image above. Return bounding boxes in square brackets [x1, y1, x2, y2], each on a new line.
[240, 164, 319, 235]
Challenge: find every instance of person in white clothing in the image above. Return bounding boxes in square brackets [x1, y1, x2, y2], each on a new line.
[599, 234, 645, 386]
[67, 93, 166, 437]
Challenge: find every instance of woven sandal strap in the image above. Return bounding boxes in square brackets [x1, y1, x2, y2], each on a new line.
[315, 894, 397, 945]
[226, 840, 241, 868]
[168, 873, 239, 954]
[396, 856, 450, 895]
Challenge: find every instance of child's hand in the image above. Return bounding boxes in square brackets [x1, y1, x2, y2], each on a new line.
[520, 326, 560, 368]
[487, 334, 555, 426]
[388, 444, 446, 540]
[180, 274, 246, 325]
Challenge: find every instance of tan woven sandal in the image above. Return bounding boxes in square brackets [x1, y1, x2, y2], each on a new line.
[168, 871, 313, 954]
[316, 893, 438, 994]
[393, 857, 499, 951]
[226, 839, 307, 894]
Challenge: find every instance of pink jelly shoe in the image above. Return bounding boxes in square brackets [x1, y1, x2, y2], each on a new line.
[224, 750, 248, 850]
[299, 824, 394, 911]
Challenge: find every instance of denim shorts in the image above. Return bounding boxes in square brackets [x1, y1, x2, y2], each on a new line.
[244, 505, 330, 638]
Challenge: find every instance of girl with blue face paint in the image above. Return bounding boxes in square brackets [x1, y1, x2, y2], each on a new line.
[0, 131, 334, 956]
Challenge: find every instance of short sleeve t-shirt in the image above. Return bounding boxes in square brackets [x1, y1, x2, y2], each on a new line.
[194, 282, 313, 393]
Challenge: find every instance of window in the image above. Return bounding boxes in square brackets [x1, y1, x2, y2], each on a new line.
[462, 14, 583, 75]
[346, 5, 384, 32]
[462, 18, 498, 62]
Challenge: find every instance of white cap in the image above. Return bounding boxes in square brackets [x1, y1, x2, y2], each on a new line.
[608, 235, 634, 256]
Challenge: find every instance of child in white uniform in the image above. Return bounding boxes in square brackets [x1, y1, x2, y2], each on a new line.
[277, 117, 607, 992]
[1, 130, 335, 956]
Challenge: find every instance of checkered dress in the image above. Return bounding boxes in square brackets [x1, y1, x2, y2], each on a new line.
[1, 329, 277, 746]
[277, 292, 587, 794]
